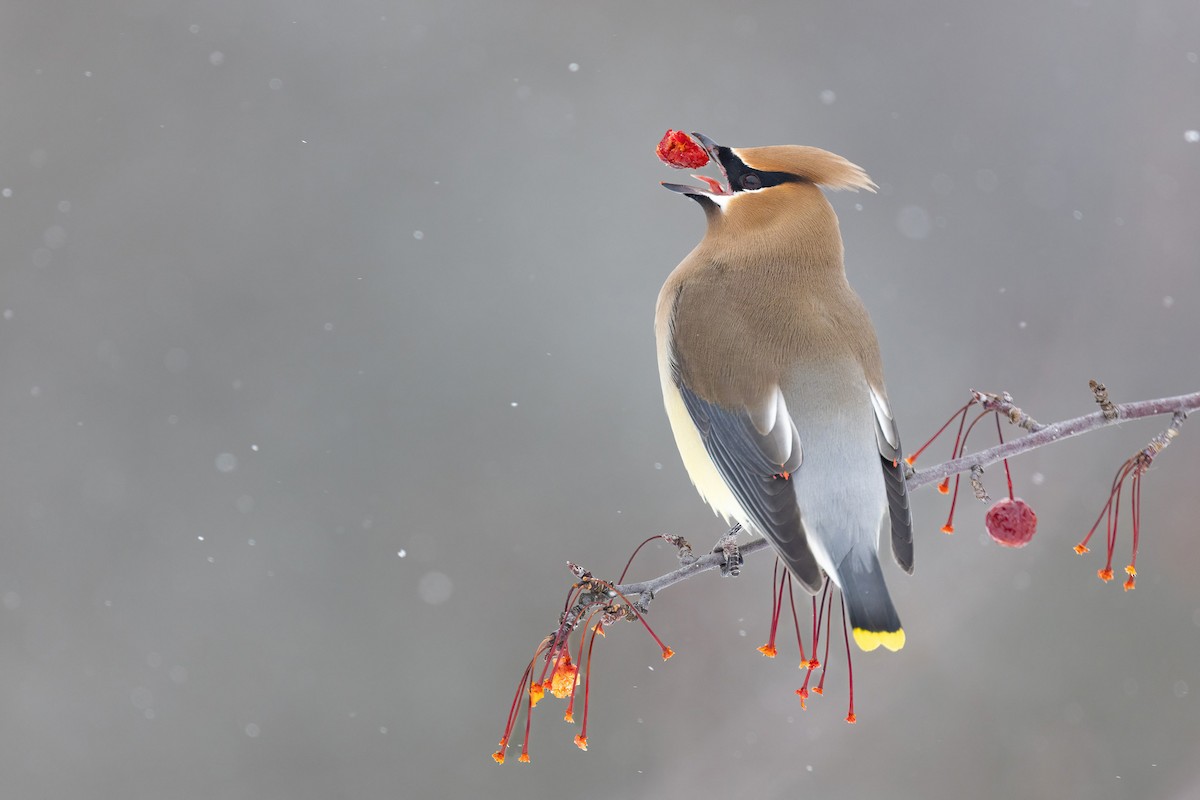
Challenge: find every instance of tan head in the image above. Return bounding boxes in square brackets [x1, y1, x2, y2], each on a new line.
[661, 132, 876, 264]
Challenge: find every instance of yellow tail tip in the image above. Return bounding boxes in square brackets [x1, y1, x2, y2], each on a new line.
[852, 627, 906, 652]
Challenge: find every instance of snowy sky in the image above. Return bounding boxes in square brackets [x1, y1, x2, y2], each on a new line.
[1, 2, 1199, 798]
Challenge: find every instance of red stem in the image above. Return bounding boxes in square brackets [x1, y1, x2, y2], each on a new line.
[815, 588, 834, 695]
[1129, 472, 1142, 574]
[578, 619, 603, 746]
[787, 572, 807, 665]
[618, 536, 666, 584]
[841, 594, 856, 723]
[908, 400, 975, 464]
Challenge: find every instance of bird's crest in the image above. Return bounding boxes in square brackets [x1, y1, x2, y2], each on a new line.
[734, 145, 877, 192]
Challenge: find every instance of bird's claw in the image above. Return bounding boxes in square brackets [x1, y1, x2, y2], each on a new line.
[714, 524, 743, 577]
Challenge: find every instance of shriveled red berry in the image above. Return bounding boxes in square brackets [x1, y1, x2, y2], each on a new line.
[655, 130, 710, 169]
[985, 497, 1037, 548]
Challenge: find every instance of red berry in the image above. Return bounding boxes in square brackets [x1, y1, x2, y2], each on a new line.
[985, 497, 1037, 548]
[655, 130, 710, 169]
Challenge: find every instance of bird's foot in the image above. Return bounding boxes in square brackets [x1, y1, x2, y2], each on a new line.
[714, 524, 743, 577]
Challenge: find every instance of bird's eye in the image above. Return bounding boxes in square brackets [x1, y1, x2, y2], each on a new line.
[740, 173, 762, 191]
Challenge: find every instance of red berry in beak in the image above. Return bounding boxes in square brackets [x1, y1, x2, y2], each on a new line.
[655, 130, 710, 169]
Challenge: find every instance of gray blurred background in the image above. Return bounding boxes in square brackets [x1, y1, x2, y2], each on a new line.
[2, 1, 1199, 798]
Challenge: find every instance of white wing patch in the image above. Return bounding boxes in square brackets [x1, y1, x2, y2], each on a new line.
[868, 384, 899, 449]
[748, 385, 780, 435]
[746, 386, 800, 465]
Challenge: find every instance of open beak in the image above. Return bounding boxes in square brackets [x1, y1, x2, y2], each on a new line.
[661, 132, 732, 196]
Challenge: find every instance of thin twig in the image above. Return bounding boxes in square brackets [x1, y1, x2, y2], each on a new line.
[616, 537, 774, 598]
[907, 391, 1199, 490]
[973, 390, 1043, 432]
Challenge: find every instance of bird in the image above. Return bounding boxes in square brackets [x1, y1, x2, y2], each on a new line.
[654, 132, 913, 652]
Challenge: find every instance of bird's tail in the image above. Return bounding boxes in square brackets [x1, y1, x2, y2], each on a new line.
[837, 550, 905, 652]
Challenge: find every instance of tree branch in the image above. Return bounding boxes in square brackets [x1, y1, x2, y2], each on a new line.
[612, 390, 1200, 602]
[905, 390, 1200, 490]
[616, 535, 772, 600]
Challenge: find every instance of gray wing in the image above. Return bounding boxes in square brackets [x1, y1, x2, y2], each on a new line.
[868, 386, 914, 574]
[676, 381, 824, 593]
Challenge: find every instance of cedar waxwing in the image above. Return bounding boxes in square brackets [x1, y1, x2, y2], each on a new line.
[655, 133, 913, 652]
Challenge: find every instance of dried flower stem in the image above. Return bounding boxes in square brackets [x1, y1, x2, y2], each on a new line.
[1090, 380, 1119, 420]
